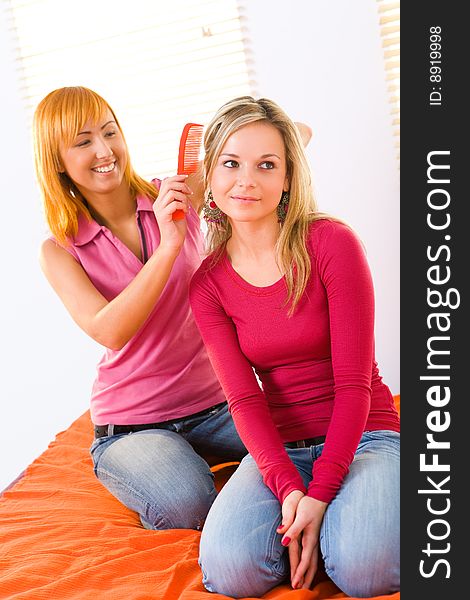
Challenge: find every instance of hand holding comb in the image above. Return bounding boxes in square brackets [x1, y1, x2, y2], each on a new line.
[173, 122, 204, 220]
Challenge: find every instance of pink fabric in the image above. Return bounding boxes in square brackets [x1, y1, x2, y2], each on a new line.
[189, 219, 400, 504]
[60, 185, 225, 425]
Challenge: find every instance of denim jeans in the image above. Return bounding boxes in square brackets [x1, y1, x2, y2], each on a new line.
[90, 402, 247, 530]
[199, 430, 400, 598]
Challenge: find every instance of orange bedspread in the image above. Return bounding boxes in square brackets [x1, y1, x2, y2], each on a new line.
[0, 397, 400, 600]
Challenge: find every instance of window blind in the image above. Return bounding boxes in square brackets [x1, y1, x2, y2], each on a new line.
[4, 0, 253, 179]
[377, 0, 400, 168]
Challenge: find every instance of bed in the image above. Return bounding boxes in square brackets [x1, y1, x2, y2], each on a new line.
[0, 397, 400, 599]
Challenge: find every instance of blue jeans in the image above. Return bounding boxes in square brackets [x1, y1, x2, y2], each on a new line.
[90, 402, 247, 530]
[199, 430, 400, 598]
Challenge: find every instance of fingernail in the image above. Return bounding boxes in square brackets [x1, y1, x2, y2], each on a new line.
[281, 536, 291, 546]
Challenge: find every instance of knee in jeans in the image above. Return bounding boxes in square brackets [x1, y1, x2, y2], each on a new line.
[199, 530, 286, 598]
[199, 537, 241, 595]
[325, 541, 400, 597]
[144, 485, 217, 531]
[332, 568, 400, 598]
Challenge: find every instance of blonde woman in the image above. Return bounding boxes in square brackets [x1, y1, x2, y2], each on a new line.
[189, 96, 400, 597]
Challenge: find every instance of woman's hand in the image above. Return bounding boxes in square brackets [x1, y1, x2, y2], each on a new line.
[277, 492, 327, 590]
[153, 174, 192, 252]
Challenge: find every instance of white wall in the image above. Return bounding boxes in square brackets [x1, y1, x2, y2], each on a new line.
[0, 9, 102, 491]
[0, 1, 399, 491]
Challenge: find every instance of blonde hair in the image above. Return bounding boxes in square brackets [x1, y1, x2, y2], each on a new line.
[33, 86, 157, 245]
[203, 95, 330, 315]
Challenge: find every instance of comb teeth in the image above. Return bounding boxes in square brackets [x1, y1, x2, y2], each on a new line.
[178, 123, 204, 175]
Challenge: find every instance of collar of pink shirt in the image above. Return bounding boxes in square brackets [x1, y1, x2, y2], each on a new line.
[72, 194, 155, 247]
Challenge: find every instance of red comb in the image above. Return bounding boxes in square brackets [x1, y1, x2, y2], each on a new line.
[173, 123, 204, 220]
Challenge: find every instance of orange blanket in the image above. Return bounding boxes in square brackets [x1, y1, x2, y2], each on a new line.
[0, 397, 400, 599]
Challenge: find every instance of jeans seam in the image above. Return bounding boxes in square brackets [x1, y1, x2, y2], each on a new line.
[199, 559, 215, 593]
[266, 521, 288, 579]
[320, 505, 334, 580]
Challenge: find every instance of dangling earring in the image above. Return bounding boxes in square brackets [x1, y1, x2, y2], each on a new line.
[277, 191, 289, 223]
[203, 191, 226, 224]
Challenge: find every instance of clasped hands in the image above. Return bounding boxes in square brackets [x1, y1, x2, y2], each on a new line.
[277, 490, 327, 590]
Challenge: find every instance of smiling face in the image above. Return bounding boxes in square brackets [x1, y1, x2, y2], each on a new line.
[59, 110, 128, 200]
[209, 121, 289, 225]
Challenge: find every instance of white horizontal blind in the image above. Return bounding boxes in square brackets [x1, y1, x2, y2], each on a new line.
[4, 0, 253, 179]
[377, 0, 400, 168]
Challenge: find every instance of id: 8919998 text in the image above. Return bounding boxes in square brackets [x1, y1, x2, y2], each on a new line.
[429, 26, 442, 107]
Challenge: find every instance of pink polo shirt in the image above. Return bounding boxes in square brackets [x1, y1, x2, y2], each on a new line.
[61, 187, 226, 425]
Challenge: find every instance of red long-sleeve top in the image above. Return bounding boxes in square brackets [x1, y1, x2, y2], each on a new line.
[189, 219, 400, 504]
